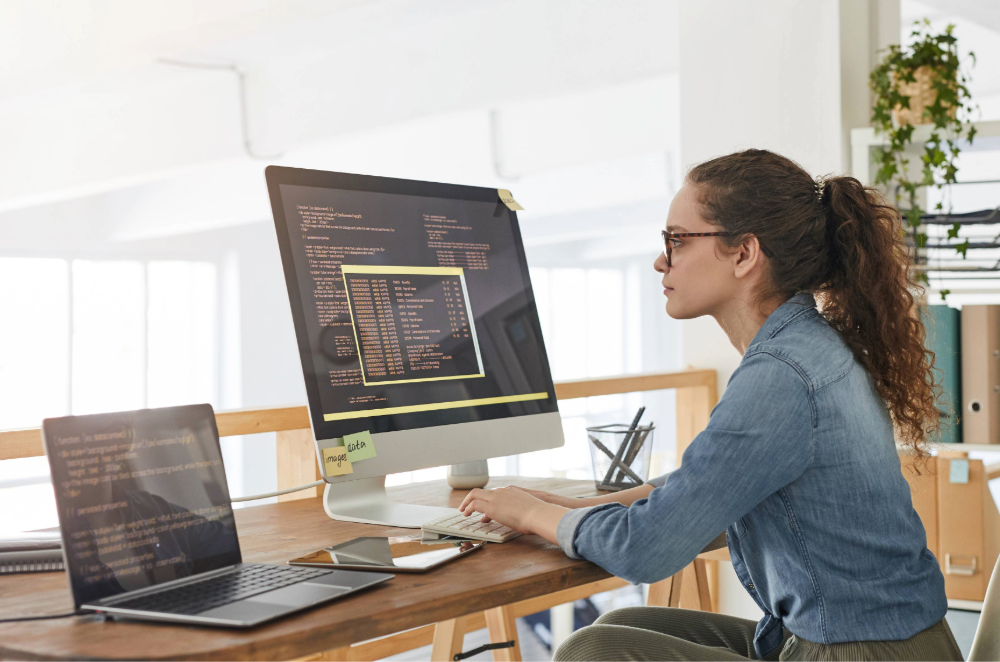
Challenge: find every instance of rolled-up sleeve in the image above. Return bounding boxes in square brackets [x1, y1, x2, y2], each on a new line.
[565, 351, 815, 584]
[647, 473, 669, 488]
[556, 505, 602, 558]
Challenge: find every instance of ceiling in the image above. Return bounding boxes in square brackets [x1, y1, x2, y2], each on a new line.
[2, 0, 998, 257]
[0, 0, 680, 212]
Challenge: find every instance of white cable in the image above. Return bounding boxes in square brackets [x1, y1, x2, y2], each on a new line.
[231, 480, 325, 503]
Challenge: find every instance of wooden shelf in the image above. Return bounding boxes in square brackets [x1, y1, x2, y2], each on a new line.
[935, 444, 1000, 453]
[850, 119, 1000, 189]
[898, 443, 1000, 454]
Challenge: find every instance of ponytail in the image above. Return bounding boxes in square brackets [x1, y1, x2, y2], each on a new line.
[820, 176, 938, 452]
[688, 150, 938, 455]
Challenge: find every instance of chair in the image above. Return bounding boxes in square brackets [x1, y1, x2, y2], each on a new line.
[969, 554, 1000, 661]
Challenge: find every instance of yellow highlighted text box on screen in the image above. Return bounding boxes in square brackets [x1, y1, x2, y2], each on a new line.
[324, 392, 549, 422]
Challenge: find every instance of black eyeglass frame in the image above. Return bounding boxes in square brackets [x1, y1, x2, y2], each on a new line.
[661, 230, 734, 267]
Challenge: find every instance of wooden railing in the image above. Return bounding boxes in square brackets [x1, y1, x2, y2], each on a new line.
[1, 368, 718, 469]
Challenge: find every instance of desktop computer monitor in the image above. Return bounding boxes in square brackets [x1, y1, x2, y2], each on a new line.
[265, 166, 564, 526]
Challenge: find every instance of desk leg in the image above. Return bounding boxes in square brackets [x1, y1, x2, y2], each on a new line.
[431, 615, 467, 662]
[692, 559, 713, 611]
[647, 568, 684, 608]
[648, 561, 715, 611]
[484, 605, 522, 662]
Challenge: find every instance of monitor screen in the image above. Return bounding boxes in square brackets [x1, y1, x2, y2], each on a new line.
[266, 167, 558, 443]
[42, 405, 240, 608]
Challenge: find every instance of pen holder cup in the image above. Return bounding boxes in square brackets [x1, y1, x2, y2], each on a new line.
[587, 423, 654, 492]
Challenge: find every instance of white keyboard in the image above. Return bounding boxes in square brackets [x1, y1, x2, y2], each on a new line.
[421, 512, 521, 543]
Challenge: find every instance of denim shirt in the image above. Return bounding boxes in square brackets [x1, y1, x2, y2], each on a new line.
[556, 293, 946, 658]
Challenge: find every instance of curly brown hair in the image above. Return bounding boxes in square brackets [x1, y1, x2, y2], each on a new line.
[687, 149, 938, 455]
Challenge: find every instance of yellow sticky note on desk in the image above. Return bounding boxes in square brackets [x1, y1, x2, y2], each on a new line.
[344, 430, 377, 463]
[322, 446, 353, 476]
[498, 189, 524, 211]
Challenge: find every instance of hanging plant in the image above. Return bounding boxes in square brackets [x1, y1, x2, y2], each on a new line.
[869, 19, 977, 270]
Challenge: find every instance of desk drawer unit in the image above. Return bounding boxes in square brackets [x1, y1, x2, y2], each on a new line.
[936, 457, 1000, 601]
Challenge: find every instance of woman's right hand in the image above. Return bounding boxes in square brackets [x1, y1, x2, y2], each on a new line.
[515, 488, 599, 509]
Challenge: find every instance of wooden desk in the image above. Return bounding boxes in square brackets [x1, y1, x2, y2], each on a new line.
[0, 369, 724, 660]
[0, 477, 641, 661]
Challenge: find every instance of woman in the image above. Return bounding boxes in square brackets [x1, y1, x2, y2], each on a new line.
[460, 149, 961, 661]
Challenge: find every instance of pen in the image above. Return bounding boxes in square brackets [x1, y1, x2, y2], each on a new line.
[615, 422, 652, 486]
[602, 406, 644, 485]
[590, 435, 644, 486]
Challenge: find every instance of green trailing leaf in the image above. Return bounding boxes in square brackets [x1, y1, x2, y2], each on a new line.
[869, 19, 978, 272]
[940, 289, 951, 300]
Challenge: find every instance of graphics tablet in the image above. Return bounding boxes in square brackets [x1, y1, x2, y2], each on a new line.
[288, 536, 484, 573]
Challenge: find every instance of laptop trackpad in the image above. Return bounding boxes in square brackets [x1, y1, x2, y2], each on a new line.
[246, 583, 349, 607]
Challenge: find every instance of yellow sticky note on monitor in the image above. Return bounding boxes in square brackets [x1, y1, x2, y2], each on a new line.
[498, 189, 524, 211]
[344, 430, 377, 463]
[322, 446, 353, 476]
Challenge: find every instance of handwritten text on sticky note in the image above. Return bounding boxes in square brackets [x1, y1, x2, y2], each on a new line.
[322, 446, 353, 476]
[498, 189, 524, 211]
[344, 430, 377, 463]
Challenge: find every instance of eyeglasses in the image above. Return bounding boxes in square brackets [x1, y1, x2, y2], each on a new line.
[661, 230, 733, 268]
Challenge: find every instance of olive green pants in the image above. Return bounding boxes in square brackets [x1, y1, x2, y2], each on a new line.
[553, 607, 962, 661]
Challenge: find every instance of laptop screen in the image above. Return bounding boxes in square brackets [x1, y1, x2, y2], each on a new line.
[43, 404, 241, 608]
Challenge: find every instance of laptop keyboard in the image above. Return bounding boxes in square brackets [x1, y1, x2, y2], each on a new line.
[107, 564, 331, 616]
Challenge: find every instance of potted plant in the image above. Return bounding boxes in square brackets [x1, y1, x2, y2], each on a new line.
[869, 19, 978, 264]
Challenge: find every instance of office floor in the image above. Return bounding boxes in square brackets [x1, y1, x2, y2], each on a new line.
[386, 609, 983, 661]
[947, 608, 981, 660]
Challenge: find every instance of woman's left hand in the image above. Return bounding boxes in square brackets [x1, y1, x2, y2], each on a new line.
[459, 486, 568, 544]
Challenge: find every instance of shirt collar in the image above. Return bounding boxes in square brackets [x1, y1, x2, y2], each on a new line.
[747, 292, 816, 349]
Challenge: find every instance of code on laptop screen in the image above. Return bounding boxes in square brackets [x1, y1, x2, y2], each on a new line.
[42, 404, 240, 608]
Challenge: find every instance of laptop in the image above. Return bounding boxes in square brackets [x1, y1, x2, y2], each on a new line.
[42, 404, 393, 627]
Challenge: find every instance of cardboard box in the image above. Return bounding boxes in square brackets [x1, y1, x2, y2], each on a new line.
[936, 456, 1000, 601]
[900, 454, 938, 560]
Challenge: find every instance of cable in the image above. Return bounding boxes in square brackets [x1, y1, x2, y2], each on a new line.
[0, 611, 78, 623]
[230, 480, 325, 503]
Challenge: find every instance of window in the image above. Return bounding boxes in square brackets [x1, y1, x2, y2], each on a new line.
[0, 258, 70, 428]
[147, 261, 217, 408]
[72, 261, 145, 415]
[0, 257, 220, 535]
[519, 267, 636, 479]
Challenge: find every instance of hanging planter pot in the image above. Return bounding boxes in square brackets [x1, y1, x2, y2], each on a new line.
[892, 65, 958, 127]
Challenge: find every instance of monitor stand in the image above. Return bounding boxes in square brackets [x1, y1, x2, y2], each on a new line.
[322, 476, 456, 528]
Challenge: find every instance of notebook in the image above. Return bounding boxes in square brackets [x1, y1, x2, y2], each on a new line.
[0, 528, 63, 574]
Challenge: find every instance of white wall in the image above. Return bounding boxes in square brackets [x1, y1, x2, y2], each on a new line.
[676, 0, 899, 620]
